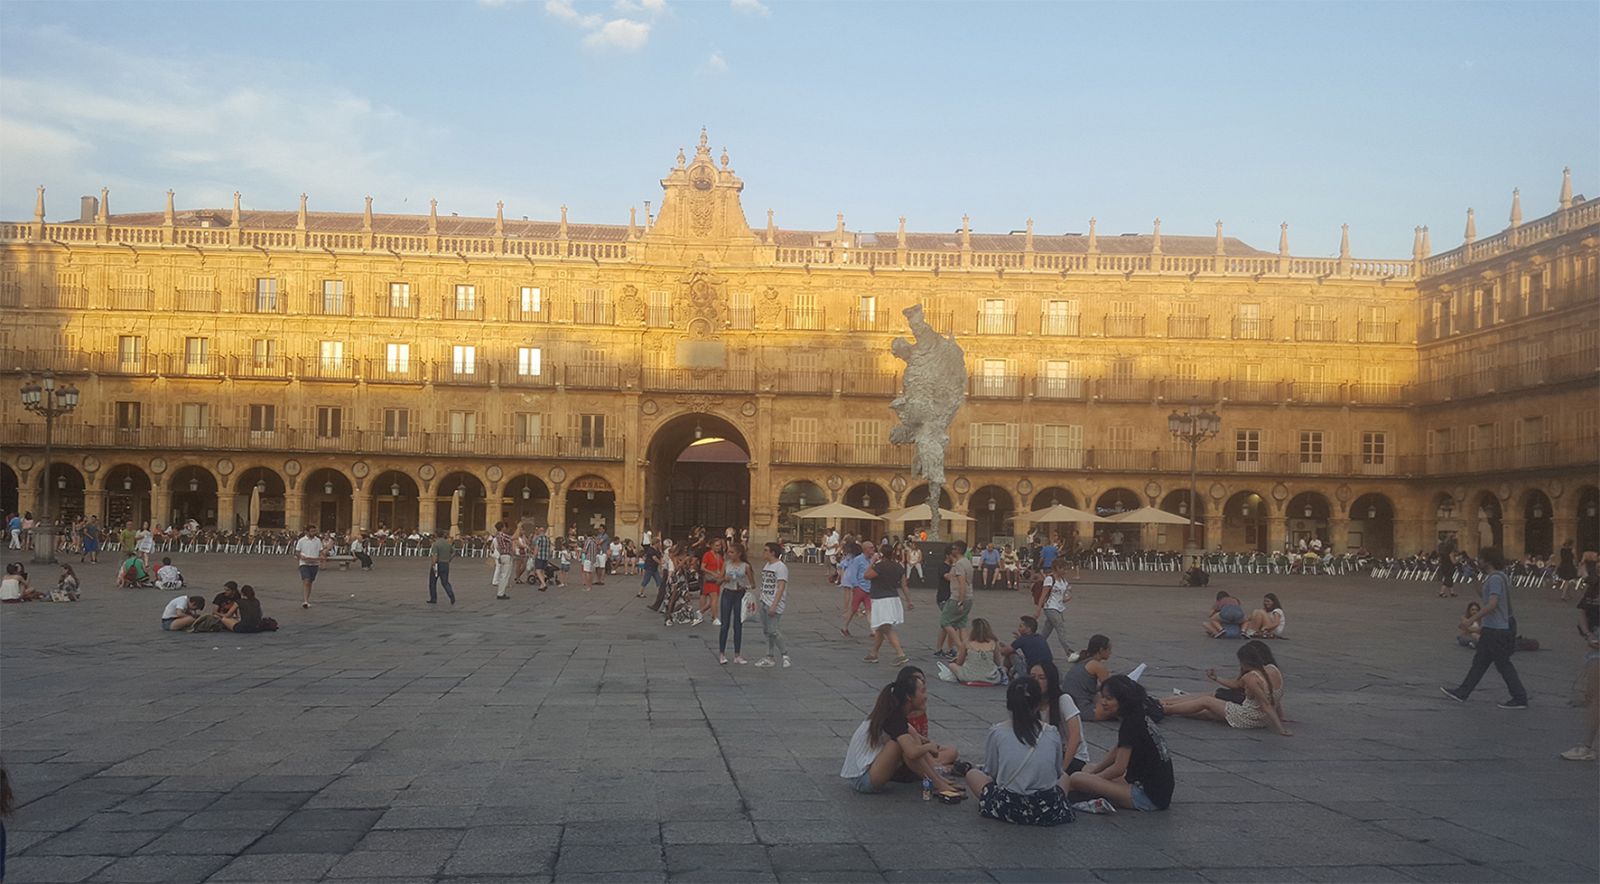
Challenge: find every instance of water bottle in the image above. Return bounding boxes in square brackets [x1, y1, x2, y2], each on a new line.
[921, 777, 932, 801]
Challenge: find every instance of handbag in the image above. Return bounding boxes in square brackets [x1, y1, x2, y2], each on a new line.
[1214, 686, 1246, 703]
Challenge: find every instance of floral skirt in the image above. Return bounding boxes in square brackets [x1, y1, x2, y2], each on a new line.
[978, 783, 1074, 826]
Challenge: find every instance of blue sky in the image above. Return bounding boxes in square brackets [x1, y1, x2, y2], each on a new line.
[1, 1, 1595, 256]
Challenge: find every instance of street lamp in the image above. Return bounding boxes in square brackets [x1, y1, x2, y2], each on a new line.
[1167, 405, 1221, 554]
[20, 372, 81, 564]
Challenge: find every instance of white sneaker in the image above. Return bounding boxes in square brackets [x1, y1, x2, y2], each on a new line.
[1560, 745, 1597, 761]
[781, 656, 791, 668]
[1065, 651, 1081, 663]
[1171, 688, 1186, 696]
[691, 615, 704, 626]
[713, 618, 722, 626]
[754, 657, 775, 668]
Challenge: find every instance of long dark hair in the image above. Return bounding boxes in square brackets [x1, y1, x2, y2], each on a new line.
[1100, 674, 1153, 723]
[1262, 593, 1281, 611]
[1033, 660, 1063, 730]
[866, 681, 912, 748]
[1082, 634, 1111, 659]
[1007, 678, 1044, 746]
[894, 665, 925, 696]
[1237, 640, 1276, 675]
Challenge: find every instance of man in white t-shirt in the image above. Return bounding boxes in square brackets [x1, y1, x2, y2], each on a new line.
[824, 528, 841, 566]
[295, 525, 327, 609]
[754, 542, 791, 669]
[160, 594, 204, 631]
[1032, 560, 1074, 657]
[155, 558, 184, 591]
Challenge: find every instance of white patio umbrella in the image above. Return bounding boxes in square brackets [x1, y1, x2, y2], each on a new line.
[793, 502, 885, 521]
[1103, 506, 1192, 525]
[448, 487, 464, 538]
[885, 504, 975, 524]
[247, 484, 262, 535]
[1018, 503, 1097, 525]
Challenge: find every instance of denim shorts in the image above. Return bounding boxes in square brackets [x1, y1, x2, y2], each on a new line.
[849, 770, 880, 794]
[161, 618, 177, 631]
[299, 564, 319, 582]
[1128, 783, 1160, 812]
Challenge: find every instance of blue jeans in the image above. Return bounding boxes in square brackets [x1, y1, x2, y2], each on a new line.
[641, 568, 661, 591]
[718, 590, 745, 654]
[429, 562, 456, 602]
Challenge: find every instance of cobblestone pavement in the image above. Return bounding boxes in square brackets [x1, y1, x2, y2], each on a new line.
[2, 552, 1596, 883]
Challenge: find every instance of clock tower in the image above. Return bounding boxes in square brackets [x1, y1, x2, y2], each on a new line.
[644, 129, 760, 261]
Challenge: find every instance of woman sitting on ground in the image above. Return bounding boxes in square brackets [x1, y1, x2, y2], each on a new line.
[937, 617, 1002, 684]
[1, 563, 44, 603]
[1063, 634, 1115, 720]
[895, 666, 963, 770]
[840, 678, 965, 799]
[56, 565, 81, 601]
[1242, 593, 1287, 639]
[1457, 602, 1482, 648]
[223, 585, 264, 633]
[1205, 591, 1245, 638]
[1159, 640, 1292, 736]
[1066, 675, 1175, 812]
[117, 552, 154, 588]
[1032, 661, 1090, 774]
[963, 679, 1074, 826]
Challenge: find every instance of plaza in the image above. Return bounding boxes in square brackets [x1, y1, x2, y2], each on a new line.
[2, 555, 1596, 883]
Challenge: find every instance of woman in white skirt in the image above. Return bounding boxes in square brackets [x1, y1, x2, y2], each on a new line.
[864, 541, 914, 667]
[135, 522, 157, 567]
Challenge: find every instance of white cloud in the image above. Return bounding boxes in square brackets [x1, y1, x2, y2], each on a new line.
[612, 0, 665, 13]
[730, 0, 768, 15]
[707, 52, 728, 72]
[545, 0, 602, 28]
[582, 18, 651, 50]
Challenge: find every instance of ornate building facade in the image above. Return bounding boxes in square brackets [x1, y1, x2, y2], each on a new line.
[2, 134, 1596, 556]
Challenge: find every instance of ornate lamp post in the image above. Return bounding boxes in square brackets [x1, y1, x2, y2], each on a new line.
[20, 372, 81, 564]
[1167, 405, 1221, 555]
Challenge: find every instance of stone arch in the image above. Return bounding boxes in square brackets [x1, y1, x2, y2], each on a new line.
[567, 474, 616, 538]
[1469, 490, 1504, 553]
[645, 411, 751, 542]
[1577, 486, 1600, 554]
[1223, 489, 1269, 552]
[503, 474, 552, 527]
[235, 467, 287, 532]
[370, 471, 421, 532]
[1159, 488, 1206, 549]
[779, 479, 830, 542]
[303, 468, 355, 533]
[1286, 491, 1333, 550]
[970, 485, 1016, 546]
[1521, 488, 1554, 557]
[103, 464, 153, 529]
[0, 462, 18, 519]
[843, 481, 891, 540]
[169, 464, 218, 529]
[437, 471, 489, 536]
[1349, 492, 1397, 556]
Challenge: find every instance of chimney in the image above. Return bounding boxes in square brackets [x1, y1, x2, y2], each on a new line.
[80, 196, 98, 223]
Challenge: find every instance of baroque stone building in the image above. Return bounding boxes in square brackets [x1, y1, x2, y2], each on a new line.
[2, 133, 1596, 556]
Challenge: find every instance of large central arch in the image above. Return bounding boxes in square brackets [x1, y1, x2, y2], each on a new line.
[645, 413, 751, 542]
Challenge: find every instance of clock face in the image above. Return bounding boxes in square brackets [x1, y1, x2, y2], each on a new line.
[692, 174, 713, 191]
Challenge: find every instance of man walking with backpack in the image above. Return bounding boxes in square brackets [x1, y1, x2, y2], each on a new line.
[1442, 547, 1528, 709]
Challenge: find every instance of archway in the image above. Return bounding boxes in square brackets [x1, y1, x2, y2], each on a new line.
[1159, 489, 1206, 549]
[369, 471, 420, 532]
[843, 481, 891, 542]
[1287, 491, 1331, 550]
[1094, 487, 1142, 551]
[303, 468, 354, 533]
[1470, 491, 1503, 553]
[1350, 493, 1396, 556]
[235, 468, 287, 532]
[436, 472, 487, 536]
[34, 462, 86, 523]
[1522, 489, 1554, 557]
[169, 465, 218, 529]
[503, 474, 551, 527]
[646, 413, 750, 542]
[1577, 486, 1600, 554]
[1, 463, 19, 519]
[568, 475, 616, 538]
[1026, 487, 1083, 549]
[103, 464, 153, 530]
[1433, 492, 1463, 549]
[1223, 490, 1268, 552]
[969, 486, 1015, 546]
[778, 480, 828, 543]
[903, 484, 955, 538]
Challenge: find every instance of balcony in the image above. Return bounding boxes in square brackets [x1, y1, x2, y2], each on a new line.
[1350, 383, 1407, 405]
[641, 367, 755, 394]
[232, 355, 291, 380]
[0, 283, 19, 308]
[646, 305, 674, 328]
[1097, 378, 1153, 402]
[1231, 317, 1273, 340]
[298, 357, 357, 382]
[97, 352, 150, 376]
[727, 307, 754, 330]
[1166, 316, 1210, 339]
[166, 354, 226, 379]
[39, 286, 88, 309]
[564, 363, 620, 389]
[498, 365, 555, 389]
[307, 294, 352, 317]
[1159, 379, 1216, 402]
[785, 307, 825, 331]
[240, 291, 286, 315]
[573, 302, 614, 325]
[771, 442, 836, 465]
[504, 435, 562, 458]
[976, 313, 1017, 335]
[969, 375, 1024, 399]
[1104, 315, 1146, 337]
[106, 287, 153, 311]
[375, 298, 419, 319]
[0, 348, 93, 375]
[773, 371, 833, 395]
[849, 309, 900, 333]
[770, 442, 910, 467]
[562, 437, 625, 460]
[1356, 321, 1400, 343]
[962, 446, 1021, 468]
[1294, 319, 1338, 342]
[1039, 314, 1081, 337]
[361, 360, 423, 384]
[1031, 448, 1086, 470]
[175, 289, 219, 312]
[839, 370, 899, 397]
[1290, 381, 1342, 404]
[434, 362, 489, 386]
[1086, 449, 1158, 471]
[443, 299, 484, 321]
[507, 298, 552, 323]
[1033, 377, 1087, 401]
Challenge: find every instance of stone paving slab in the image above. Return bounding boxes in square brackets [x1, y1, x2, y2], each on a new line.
[3, 552, 1597, 883]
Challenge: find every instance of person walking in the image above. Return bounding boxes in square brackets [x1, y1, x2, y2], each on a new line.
[1033, 560, 1074, 658]
[864, 541, 912, 666]
[428, 533, 456, 605]
[1442, 547, 1528, 709]
[640, 540, 664, 604]
[755, 541, 791, 669]
[700, 537, 725, 625]
[6, 513, 19, 550]
[295, 524, 327, 609]
[1562, 553, 1599, 761]
[717, 541, 753, 665]
[939, 542, 974, 659]
[490, 521, 515, 600]
[1436, 534, 1459, 598]
[531, 526, 556, 590]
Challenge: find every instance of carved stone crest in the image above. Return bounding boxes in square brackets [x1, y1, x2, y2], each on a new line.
[755, 286, 782, 330]
[617, 285, 645, 326]
[678, 258, 726, 338]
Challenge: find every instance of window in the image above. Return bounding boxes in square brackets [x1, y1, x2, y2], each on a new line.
[1174, 361, 1198, 381]
[316, 406, 343, 439]
[513, 412, 542, 442]
[254, 278, 278, 311]
[117, 335, 143, 368]
[791, 351, 822, 374]
[979, 358, 1009, 394]
[969, 422, 1019, 467]
[647, 290, 671, 327]
[180, 403, 209, 439]
[1235, 429, 1262, 470]
[322, 280, 345, 313]
[1237, 303, 1264, 338]
[517, 347, 542, 377]
[857, 294, 877, 323]
[730, 291, 753, 329]
[1110, 357, 1135, 381]
[454, 284, 477, 310]
[248, 404, 276, 433]
[389, 282, 411, 308]
[979, 298, 1009, 333]
[319, 340, 344, 368]
[1361, 365, 1391, 386]
[581, 347, 606, 366]
[1298, 431, 1324, 468]
[849, 419, 883, 449]
[250, 338, 276, 367]
[382, 408, 410, 439]
[1035, 424, 1083, 469]
[385, 343, 410, 373]
[1241, 362, 1263, 382]
[520, 286, 543, 314]
[452, 345, 476, 374]
[790, 417, 819, 445]
[1040, 359, 1080, 398]
[1361, 431, 1387, 465]
[183, 337, 208, 370]
[578, 413, 605, 448]
[115, 401, 141, 431]
[1042, 299, 1080, 335]
[447, 410, 477, 442]
[580, 287, 608, 324]
[1575, 409, 1598, 443]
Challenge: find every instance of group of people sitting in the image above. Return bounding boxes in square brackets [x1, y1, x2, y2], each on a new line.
[117, 552, 185, 590]
[1, 563, 80, 603]
[159, 581, 276, 634]
[1203, 592, 1288, 639]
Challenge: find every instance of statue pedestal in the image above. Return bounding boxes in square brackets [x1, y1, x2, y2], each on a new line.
[31, 525, 60, 564]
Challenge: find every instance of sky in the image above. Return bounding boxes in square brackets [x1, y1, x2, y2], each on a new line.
[1, 1, 1596, 257]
